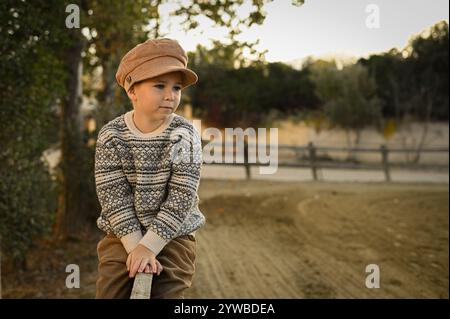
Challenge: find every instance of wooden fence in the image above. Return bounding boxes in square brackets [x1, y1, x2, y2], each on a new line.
[201, 140, 449, 182]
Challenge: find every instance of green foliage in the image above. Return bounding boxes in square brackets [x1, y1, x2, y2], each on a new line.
[358, 20, 448, 121]
[0, 0, 67, 262]
[310, 63, 382, 131]
[0, 159, 57, 263]
[407, 20, 448, 121]
[188, 44, 320, 128]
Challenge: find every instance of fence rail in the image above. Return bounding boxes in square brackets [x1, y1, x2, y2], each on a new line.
[201, 140, 449, 181]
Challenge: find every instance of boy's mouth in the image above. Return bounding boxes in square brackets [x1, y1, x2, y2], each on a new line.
[159, 106, 172, 110]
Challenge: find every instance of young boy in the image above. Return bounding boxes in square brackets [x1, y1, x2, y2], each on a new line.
[95, 38, 206, 299]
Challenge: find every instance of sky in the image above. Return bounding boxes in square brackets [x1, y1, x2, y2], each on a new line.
[158, 0, 449, 66]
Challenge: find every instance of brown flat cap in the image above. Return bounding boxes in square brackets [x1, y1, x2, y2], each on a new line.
[116, 38, 198, 92]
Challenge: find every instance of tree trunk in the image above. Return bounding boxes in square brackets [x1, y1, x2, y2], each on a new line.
[345, 129, 354, 161]
[413, 88, 433, 164]
[0, 245, 2, 299]
[54, 35, 85, 240]
[96, 54, 121, 127]
[352, 130, 362, 162]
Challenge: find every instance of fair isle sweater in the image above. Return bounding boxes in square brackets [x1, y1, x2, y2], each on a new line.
[95, 110, 206, 255]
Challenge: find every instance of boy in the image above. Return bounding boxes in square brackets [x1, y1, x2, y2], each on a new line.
[95, 38, 206, 299]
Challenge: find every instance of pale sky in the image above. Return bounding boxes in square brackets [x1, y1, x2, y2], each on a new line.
[158, 0, 449, 66]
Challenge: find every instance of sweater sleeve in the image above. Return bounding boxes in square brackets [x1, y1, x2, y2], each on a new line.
[138, 125, 202, 256]
[95, 127, 143, 252]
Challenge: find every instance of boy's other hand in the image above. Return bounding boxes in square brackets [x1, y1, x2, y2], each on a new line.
[126, 244, 163, 278]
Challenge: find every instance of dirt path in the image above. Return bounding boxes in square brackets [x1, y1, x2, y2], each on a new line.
[186, 180, 448, 298]
[2, 180, 448, 298]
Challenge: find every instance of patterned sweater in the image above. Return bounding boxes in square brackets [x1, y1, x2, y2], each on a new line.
[95, 110, 206, 255]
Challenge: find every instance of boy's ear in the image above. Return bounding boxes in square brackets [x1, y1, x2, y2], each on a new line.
[126, 84, 137, 102]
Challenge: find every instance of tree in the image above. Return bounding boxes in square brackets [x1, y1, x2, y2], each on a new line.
[403, 20, 448, 163]
[359, 20, 448, 163]
[310, 62, 382, 160]
[53, 1, 90, 239]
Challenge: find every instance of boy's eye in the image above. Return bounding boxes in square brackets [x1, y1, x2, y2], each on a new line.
[155, 84, 181, 91]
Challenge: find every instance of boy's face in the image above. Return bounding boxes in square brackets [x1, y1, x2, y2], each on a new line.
[127, 71, 183, 120]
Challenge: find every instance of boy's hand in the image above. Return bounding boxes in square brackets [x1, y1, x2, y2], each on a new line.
[141, 261, 163, 277]
[126, 244, 163, 278]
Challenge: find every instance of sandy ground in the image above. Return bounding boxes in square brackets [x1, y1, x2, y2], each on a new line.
[187, 180, 449, 298]
[2, 179, 448, 298]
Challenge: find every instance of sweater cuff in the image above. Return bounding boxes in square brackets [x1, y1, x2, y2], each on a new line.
[138, 230, 169, 256]
[120, 230, 143, 253]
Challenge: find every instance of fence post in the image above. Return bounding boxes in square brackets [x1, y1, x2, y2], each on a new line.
[381, 144, 391, 182]
[308, 142, 318, 181]
[244, 139, 251, 180]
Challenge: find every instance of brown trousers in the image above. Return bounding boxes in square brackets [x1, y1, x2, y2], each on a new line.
[96, 233, 196, 299]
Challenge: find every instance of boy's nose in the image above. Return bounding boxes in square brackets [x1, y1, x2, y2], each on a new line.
[164, 91, 175, 101]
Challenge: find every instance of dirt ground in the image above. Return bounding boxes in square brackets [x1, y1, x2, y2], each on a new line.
[2, 179, 448, 298]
